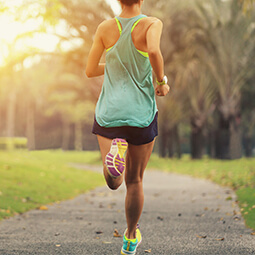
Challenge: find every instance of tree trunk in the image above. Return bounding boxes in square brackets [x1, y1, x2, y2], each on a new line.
[26, 100, 36, 150]
[6, 92, 16, 137]
[243, 135, 253, 157]
[191, 129, 205, 159]
[229, 115, 242, 159]
[0, 107, 3, 136]
[174, 125, 182, 158]
[207, 129, 216, 158]
[159, 122, 168, 158]
[190, 120, 205, 159]
[74, 120, 83, 151]
[215, 115, 242, 159]
[167, 125, 182, 158]
[167, 129, 174, 158]
[62, 118, 71, 150]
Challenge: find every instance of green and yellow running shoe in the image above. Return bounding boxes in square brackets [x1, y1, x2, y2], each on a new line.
[121, 224, 142, 255]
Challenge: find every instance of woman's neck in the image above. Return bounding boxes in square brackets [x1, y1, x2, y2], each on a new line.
[119, 4, 141, 18]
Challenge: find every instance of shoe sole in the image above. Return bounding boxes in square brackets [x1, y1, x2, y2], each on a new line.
[121, 250, 136, 255]
[105, 138, 128, 178]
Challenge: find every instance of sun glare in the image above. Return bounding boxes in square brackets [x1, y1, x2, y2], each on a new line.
[0, 1, 60, 67]
[0, 0, 121, 67]
[106, 0, 121, 14]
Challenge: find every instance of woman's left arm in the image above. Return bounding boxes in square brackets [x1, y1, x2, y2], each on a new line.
[86, 24, 105, 77]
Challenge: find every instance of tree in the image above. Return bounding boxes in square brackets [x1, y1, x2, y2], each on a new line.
[165, 7, 218, 159]
[0, 47, 38, 139]
[241, 76, 255, 157]
[0, 0, 113, 150]
[144, 0, 255, 159]
[240, 0, 255, 12]
[195, 0, 255, 159]
[143, 0, 198, 158]
[45, 67, 95, 151]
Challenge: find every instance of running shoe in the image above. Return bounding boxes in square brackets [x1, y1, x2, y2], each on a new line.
[105, 138, 128, 178]
[121, 225, 142, 255]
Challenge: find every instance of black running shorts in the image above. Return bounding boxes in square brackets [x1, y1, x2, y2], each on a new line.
[92, 112, 158, 145]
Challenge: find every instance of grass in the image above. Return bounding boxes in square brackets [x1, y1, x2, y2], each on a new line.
[148, 154, 255, 230]
[0, 150, 254, 231]
[0, 150, 104, 220]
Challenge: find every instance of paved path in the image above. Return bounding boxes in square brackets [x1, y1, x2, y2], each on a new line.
[0, 165, 254, 255]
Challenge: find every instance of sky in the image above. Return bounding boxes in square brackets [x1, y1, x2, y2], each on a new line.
[0, 0, 121, 66]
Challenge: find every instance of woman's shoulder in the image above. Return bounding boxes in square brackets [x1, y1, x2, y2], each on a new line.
[142, 16, 162, 25]
[97, 18, 117, 32]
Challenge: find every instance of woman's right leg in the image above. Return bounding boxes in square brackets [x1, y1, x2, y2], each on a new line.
[97, 135, 124, 190]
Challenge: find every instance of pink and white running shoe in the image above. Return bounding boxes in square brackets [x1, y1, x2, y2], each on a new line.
[105, 138, 128, 178]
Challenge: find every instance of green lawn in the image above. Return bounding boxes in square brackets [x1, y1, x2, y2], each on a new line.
[0, 150, 254, 230]
[0, 150, 104, 220]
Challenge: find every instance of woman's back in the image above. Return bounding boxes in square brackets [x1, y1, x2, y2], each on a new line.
[99, 16, 159, 55]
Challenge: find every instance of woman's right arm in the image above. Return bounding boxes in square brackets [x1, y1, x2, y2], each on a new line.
[146, 19, 169, 96]
[86, 23, 106, 78]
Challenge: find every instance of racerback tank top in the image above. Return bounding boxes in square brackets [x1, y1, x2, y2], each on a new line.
[95, 14, 158, 128]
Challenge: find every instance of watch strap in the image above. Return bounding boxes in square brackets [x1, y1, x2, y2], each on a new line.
[156, 75, 168, 85]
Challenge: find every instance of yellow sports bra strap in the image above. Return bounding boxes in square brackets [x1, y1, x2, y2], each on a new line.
[131, 17, 145, 32]
[115, 17, 122, 35]
[106, 46, 113, 52]
[137, 49, 149, 58]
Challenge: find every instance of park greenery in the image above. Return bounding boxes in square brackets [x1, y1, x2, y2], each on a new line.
[0, 0, 254, 159]
[0, 0, 254, 231]
[144, 0, 255, 159]
[0, 150, 254, 230]
[0, 150, 104, 220]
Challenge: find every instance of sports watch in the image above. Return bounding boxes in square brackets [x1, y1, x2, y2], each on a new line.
[156, 75, 168, 85]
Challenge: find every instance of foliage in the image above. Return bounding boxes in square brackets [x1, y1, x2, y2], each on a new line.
[0, 0, 112, 150]
[0, 2, 8, 13]
[144, 0, 255, 159]
[196, 0, 255, 120]
[239, 0, 255, 12]
[0, 0, 255, 156]
[0, 137, 27, 150]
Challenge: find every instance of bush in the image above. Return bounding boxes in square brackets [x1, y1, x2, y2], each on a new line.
[0, 137, 27, 150]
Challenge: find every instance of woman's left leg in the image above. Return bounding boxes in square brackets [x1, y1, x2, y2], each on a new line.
[124, 140, 155, 239]
[97, 135, 124, 190]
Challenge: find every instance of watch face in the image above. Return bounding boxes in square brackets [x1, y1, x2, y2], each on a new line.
[164, 76, 168, 84]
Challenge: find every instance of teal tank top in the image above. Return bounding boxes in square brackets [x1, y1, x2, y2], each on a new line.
[95, 14, 158, 128]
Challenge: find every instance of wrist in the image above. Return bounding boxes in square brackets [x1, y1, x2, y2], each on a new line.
[156, 75, 168, 85]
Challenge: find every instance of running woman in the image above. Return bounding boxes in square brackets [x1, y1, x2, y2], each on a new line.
[86, 0, 169, 254]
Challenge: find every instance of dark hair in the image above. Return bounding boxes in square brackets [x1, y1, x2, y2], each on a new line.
[120, 0, 140, 6]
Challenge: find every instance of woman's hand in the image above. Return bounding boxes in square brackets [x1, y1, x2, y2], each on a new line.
[155, 84, 170, 96]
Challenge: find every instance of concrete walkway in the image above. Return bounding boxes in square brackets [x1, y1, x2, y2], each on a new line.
[0, 165, 254, 255]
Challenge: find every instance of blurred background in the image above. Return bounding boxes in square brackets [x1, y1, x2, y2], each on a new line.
[0, 0, 254, 160]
